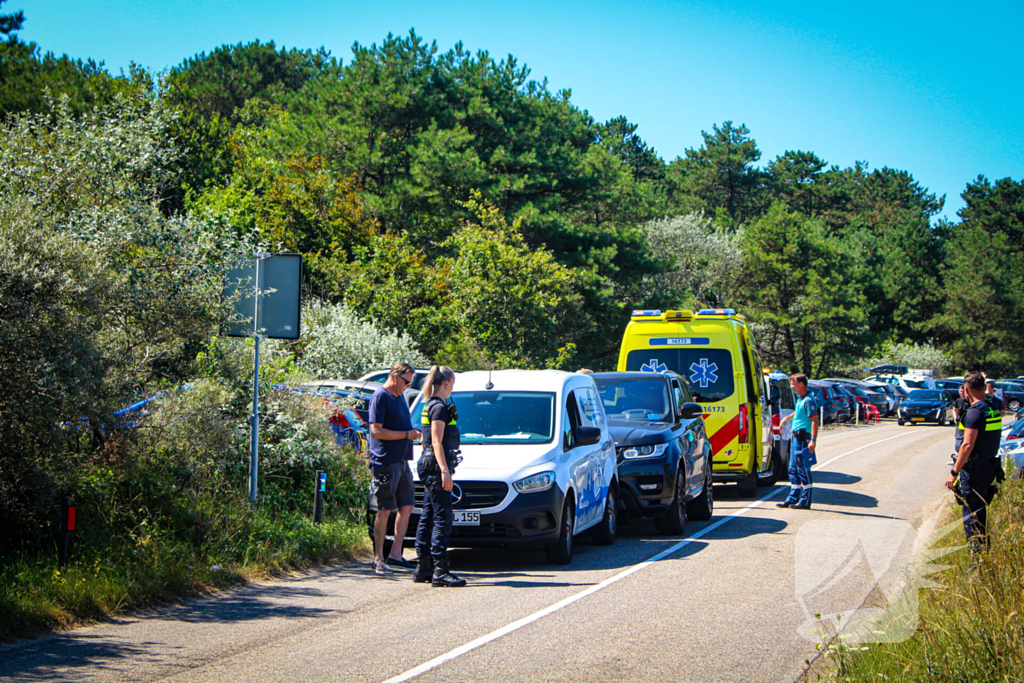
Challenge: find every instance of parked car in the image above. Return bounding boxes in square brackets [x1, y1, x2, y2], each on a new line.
[825, 378, 890, 418]
[864, 373, 938, 392]
[897, 390, 954, 426]
[358, 367, 433, 391]
[1000, 440, 1024, 479]
[1000, 417, 1024, 447]
[994, 382, 1024, 412]
[935, 378, 963, 402]
[591, 371, 714, 533]
[866, 382, 902, 416]
[369, 370, 619, 565]
[303, 382, 376, 422]
[280, 384, 369, 450]
[807, 380, 843, 424]
[830, 384, 859, 423]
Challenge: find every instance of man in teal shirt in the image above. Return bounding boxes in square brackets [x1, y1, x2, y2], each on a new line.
[778, 373, 819, 510]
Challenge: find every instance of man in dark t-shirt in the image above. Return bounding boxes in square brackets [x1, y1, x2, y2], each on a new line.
[946, 372, 1002, 551]
[367, 363, 420, 574]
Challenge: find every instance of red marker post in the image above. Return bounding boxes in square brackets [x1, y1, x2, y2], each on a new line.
[59, 497, 76, 568]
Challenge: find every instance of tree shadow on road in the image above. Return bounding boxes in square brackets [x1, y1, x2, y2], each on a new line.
[0, 584, 349, 682]
[0, 635, 154, 682]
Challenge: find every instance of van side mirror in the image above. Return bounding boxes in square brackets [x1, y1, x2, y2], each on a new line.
[679, 402, 704, 420]
[573, 425, 602, 446]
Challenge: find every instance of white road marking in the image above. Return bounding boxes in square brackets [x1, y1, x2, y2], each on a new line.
[381, 429, 920, 683]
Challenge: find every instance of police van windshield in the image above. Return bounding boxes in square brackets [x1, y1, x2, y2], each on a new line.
[907, 390, 942, 401]
[625, 349, 734, 402]
[593, 377, 673, 422]
[445, 391, 555, 444]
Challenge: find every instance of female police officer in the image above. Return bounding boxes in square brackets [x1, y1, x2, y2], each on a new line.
[414, 365, 466, 587]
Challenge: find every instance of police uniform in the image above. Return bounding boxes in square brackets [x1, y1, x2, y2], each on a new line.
[414, 396, 465, 586]
[955, 400, 1002, 550]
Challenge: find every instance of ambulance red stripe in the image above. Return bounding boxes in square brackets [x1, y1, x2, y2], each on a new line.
[707, 414, 740, 458]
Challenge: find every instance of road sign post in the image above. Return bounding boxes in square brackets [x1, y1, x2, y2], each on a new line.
[224, 253, 303, 505]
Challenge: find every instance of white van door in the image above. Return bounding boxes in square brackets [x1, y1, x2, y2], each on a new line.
[562, 388, 605, 532]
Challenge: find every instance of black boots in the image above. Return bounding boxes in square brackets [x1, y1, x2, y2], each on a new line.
[431, 558, 466, 587]
[413, 552, 434, 583]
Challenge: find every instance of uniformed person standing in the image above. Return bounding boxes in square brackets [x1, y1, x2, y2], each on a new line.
[414, 365, 466, 587]
[946, 372, 1002, 552]
[777, 373, 819, 510]
[984, 379, 1007, 495]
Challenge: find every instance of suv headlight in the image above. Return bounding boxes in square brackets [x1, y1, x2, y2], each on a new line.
[513, 471, 555, 493]
[622, 443, 669, 459]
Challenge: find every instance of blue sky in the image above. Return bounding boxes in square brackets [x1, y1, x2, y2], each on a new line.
[16, 0, 1023, 221]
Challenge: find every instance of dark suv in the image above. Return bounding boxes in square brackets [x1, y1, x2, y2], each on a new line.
[592, 372, 712, 535]
[808, 380, 852, 424]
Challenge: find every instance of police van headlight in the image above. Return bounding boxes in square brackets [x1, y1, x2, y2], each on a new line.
[622, 443, 669, 459]
[514, 471, 556, 493]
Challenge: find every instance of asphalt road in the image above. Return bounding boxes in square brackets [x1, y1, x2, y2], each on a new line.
[0, 422, 961, 683]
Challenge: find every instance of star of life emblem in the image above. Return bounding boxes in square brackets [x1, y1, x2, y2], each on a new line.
[689, 358, 719, 388]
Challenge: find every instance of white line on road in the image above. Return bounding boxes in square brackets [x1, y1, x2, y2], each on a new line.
[381, 429, 920, 683]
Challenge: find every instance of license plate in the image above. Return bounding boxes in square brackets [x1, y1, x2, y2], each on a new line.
[912, 417, 925, 422]
[452, 510, 480, 526]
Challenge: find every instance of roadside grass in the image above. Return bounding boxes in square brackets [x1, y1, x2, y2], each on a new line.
[0, 506, 369, 642]
[827, 477, 1024, 681]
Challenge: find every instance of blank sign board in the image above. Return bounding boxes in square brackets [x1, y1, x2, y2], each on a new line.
[224, 254, 302, 339]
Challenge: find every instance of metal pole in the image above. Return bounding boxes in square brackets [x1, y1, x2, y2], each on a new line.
[249, 256, 263, 504]
[313, 471, 325, 524]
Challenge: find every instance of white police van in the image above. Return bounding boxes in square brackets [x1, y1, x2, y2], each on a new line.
[370, 370, 618, 564]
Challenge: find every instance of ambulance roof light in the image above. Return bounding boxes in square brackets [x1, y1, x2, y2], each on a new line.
[696, 308, 737, 316]
[631, 309, 662, 318]
[664, 309, 693, 321]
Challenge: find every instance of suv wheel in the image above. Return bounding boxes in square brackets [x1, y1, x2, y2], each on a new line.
[545, 499, 575, 565]
[655, 466, 687, 535]
[590, 485, 617, 545]
[686, 466, 714, 521]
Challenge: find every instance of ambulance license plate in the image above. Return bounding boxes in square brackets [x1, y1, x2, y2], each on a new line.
[453, 511, 480, 526]
[911, 417, 925, 422]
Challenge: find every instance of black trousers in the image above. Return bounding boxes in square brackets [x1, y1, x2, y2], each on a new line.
[415, 477, 453, 563]
[957, 459, 996, 550]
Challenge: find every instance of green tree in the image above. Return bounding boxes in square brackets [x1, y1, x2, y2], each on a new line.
[664, 121, 763, 226]
[442, 193, 584, 368]
[931, 176, 1024, 375]
[739, 202, 867, 374]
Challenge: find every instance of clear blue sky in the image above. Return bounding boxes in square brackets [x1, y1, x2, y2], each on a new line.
[17, 0, 1023, 221]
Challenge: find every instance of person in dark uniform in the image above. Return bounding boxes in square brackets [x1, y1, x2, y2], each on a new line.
[945, 372, 1003, 552]
[952, 381, 971, 458]
[984, 379, 1007, 495]
[986, 378, 1005, 412]
[414, 365, 466, 587]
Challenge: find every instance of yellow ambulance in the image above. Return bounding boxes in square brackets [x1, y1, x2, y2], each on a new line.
[616, 308, 772, 495]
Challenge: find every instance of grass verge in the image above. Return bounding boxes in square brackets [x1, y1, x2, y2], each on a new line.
[826, 477, 1024, 681]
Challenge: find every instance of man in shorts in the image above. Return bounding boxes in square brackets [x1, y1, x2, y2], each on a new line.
[368, 362, 421, 574]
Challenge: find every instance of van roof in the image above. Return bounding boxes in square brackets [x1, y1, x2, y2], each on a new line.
[451, 369, 578, 393]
